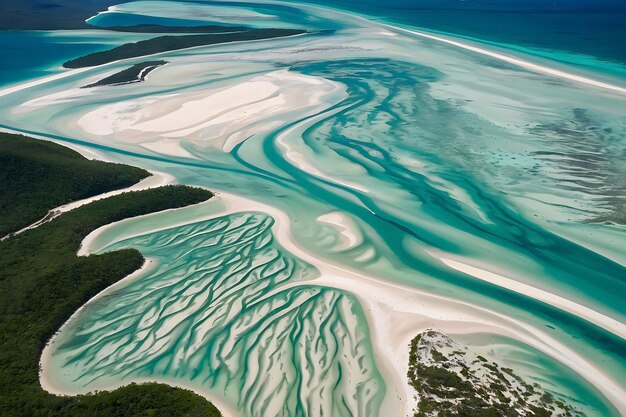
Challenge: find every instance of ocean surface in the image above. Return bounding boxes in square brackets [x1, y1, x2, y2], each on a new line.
[293, 0, 626, 64]
[0, 1, 624, 416]
[0, 30, 156, 87]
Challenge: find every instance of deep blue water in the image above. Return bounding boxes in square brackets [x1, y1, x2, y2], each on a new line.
[0, 32, 91, 86]
[2, 0, 624, 87]
[0, 30, 166, 87]
[0, 31, 135, 86]
[290, 0, 626, 66]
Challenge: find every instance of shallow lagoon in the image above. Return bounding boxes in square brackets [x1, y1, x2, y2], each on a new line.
[0, 1, 625, 416]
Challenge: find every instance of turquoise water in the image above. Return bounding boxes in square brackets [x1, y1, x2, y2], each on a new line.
[0, 30, 155, 87]
[459, 332, 619, 417]
[290, 0, 626, 65]
[0, 1, 625, 416]
[87, 13, 232, 28]
[54, 212, 385, 415]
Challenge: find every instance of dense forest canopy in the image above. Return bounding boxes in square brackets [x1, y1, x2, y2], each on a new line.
[0, 134, 219, 417]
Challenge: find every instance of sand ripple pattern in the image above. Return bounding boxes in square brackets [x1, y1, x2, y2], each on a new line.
[52, 213, 384, 416]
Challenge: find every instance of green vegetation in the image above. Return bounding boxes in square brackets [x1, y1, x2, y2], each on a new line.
[407, 330, 580, 417]
[0, 133, 149, 238]
[100, 24, 248, 34]
[83, 60, 168, 88]
[0, 135, 219, 416]
[63, 28, 306, 68]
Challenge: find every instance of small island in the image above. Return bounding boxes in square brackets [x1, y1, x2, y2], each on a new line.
[63, 28, 306, 68]
[82, 60, 168, 88]
[407, 330, 582, 417]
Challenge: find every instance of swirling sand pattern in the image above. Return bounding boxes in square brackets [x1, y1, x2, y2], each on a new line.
[0, 0, 624, 416]
[52, 213, 385, 416]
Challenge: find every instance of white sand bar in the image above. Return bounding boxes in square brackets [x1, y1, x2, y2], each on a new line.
[75, 69, 346, 156]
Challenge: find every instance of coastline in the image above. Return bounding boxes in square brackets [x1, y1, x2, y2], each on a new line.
[2, 170, 176, 241]
[39, 257, 156, 393]
[0, 131, 222, 415]
[386, 24, 626, 95]
[38, 257, 241, 417]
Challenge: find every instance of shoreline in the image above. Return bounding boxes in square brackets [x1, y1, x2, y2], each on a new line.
[1, 170, 176, 241]
[281, 0, 626, 95]
[12, 127, 232, 415]
[39, 258, 155, 395]
[38, 257, 241, 417]
[387, 24, 626, 94]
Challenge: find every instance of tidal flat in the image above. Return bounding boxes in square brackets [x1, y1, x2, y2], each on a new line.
[0, 0, 624, 416]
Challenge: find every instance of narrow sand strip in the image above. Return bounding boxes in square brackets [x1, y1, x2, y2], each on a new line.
[436, 255, 626, 338]
[0, 68, 93, 98]
[1, 170, 175, 241]
[278, 0, 626, 94]
[385, 26, 626, 94]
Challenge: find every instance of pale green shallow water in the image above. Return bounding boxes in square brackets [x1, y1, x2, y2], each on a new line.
[58, 212, 384, 416]
[0, 1, 625, 416]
